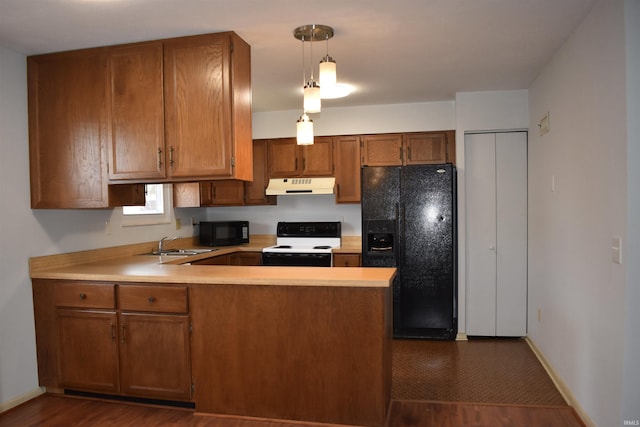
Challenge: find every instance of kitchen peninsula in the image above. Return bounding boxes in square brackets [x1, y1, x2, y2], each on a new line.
[29, 239, 395, 427]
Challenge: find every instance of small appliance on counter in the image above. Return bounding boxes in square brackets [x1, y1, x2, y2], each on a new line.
[199, 221, 249, 247]
[262, 221, 341, 266]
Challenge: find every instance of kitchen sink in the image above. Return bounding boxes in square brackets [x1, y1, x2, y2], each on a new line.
[142, 248, 218, 256]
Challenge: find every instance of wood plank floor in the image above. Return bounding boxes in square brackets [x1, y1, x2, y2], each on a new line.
[0, 338, 585, 427]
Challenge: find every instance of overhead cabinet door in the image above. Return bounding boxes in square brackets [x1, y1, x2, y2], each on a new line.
[465, 132, 527, 337]
[107, 42, 166, 180]
[164, 35, 232, 178]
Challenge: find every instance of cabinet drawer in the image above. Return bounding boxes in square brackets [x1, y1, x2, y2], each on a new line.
[119, 285, 188, 314]
[54, 282, 116, 309]
[333, 254, 361, 267]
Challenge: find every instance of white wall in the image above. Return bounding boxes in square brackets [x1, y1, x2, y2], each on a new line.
[252, 101, 456, 139]
[0, 45, 201, 408]
[211, 101, 457, 235]
[622, 0, 640, 423]
[528, 0, 627, 425]
[453, 90, 529, 336]
[0, 44, 40, 409]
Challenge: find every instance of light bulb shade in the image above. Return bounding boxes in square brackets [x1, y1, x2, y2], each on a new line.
[319, 56, 336, 89]
[296, 114, 314, 145]
[303, 81, 321, 113]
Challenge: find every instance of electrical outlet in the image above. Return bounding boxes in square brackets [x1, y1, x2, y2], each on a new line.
[176, 218, 182, 230]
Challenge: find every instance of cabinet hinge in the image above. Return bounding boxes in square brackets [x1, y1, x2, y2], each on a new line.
[189, 323, 193, 334]
[191, 382, 195, 394]
[231, 157, 236, 167]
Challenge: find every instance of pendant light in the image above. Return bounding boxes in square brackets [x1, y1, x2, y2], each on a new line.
[293, 25, 344, 144]
[296, 34, 314, 144]
[296, 113, 314, 145]
[302, 26, 322, 113]
[294, 25, 334, 114]
[319, 33, 337, 98]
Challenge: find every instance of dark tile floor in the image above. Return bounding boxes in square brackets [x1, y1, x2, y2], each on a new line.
[391, 337, 567, 406]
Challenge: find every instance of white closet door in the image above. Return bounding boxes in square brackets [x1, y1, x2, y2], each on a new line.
[465, 133, 498, 336]
[465, 131, 527, 337]
[495, 132, 527, 336]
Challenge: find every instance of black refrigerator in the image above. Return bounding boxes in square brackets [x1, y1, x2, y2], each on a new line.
[361, 164, 457, 340]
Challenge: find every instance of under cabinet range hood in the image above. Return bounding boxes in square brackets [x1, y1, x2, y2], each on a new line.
[265, 177, 335, 195]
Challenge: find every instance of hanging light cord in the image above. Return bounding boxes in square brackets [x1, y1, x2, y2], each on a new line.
[309, 32, 314, 82]
[301, 36, 306, 90]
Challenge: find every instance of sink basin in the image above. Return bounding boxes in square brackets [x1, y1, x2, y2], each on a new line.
[143, 248, 218, 256]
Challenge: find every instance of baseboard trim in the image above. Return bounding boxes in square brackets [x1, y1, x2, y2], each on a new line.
[456, 332, 468, 341]
[525, 336, 595, 427]
[0, 387, 45, 413]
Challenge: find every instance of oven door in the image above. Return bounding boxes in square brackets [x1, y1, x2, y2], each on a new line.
[262, 252, 332, 267]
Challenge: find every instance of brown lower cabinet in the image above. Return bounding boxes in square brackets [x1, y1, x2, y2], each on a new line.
[333, 253, 361, 267]
[56, 309, 120, 393]
[33, 280, 192, 402]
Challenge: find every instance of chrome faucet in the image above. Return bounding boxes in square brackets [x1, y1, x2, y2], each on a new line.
[158, 236, 178, 253]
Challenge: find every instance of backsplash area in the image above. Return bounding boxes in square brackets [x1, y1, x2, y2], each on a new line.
[203, 194, 361, 235]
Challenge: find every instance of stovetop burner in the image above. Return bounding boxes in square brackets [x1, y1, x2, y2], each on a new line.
[313, 245, 331, 250]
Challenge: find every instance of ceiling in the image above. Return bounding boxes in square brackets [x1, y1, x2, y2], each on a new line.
[0, 0, 595, 113]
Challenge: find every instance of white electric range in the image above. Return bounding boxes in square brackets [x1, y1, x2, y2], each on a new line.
[262, 221, 341, 267]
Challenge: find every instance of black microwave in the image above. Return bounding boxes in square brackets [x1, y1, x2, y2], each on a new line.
[199, 221, 249, 247]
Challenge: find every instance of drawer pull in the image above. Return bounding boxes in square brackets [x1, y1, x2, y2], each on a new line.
[147, 296, 156, 303]
[79, 293, 87, 300]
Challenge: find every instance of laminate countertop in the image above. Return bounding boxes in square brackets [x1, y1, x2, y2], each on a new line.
[29, 235, 393, 288]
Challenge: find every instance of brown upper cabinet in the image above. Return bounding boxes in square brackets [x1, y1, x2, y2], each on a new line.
[333, 135, 361, 204]
[108, 32, 252, 183]
[268, 137, 334, 178]
[28, 32, 252, 208]
[27, 48, 145, 208]
[361, 131, 455, 166]
[244, 139, 277, 206]
[173, 139, 276, 208]
[107, 42, 165, 181]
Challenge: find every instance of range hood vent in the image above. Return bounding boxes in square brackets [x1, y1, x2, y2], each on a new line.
[266, 177, 335, 195]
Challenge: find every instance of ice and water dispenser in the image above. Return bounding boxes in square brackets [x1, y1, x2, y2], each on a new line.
[363, 219, 397, 267]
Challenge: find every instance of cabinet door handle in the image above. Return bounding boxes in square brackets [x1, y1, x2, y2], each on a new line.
[79, 293, 87, 300]
[147, 296, 156, 303]
[110, 323, 116, 341]
[121, 323, 126, 344]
